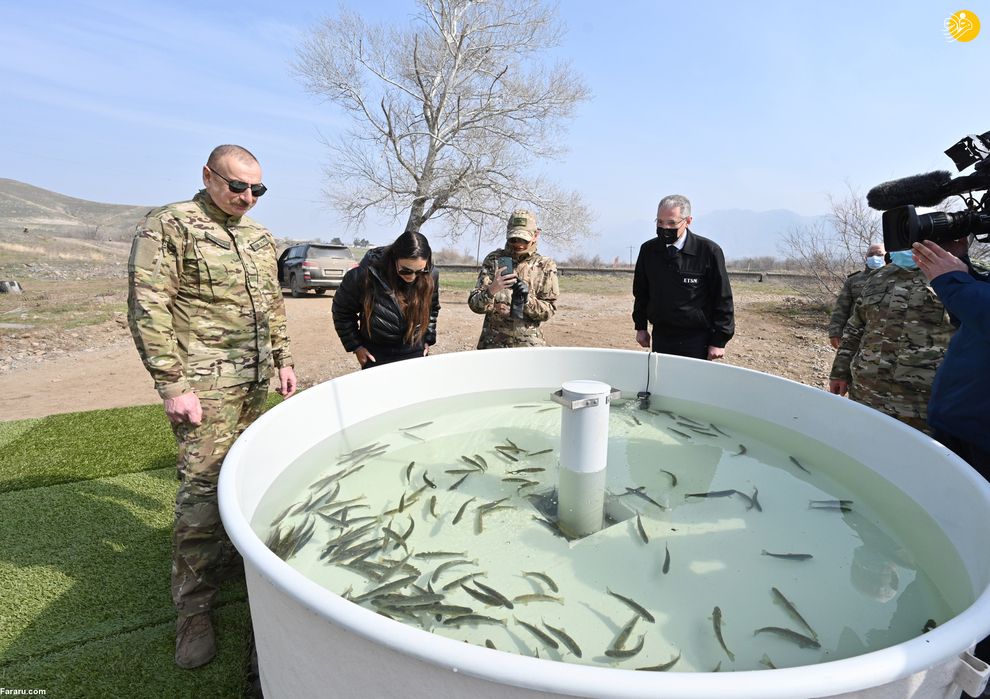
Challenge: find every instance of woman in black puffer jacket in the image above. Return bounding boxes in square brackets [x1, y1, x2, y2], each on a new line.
[332, 231, 440, 369]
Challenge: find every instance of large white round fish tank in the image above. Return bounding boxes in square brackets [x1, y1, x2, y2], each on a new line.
[219, 348, 990, 698]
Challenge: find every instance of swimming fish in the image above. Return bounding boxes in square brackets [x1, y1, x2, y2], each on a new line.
[513, 616, 559, 649]
[423, 472, 436, 489]
[668, 428, 693, 439]
[542, 619, 582, 658]
[522, 571, 559, 593]
[461, 582, 502, 607]
[448, 473, 470, 491]
[730, 444, 747, 457]
[606, 588, 656, 623]
[442, 615, 506, 627]
[452, 498, 476, 525]
[399, 422, 433, 431]
[604, 633, 645, 658]
[405, 462, 415, 482]
[623, 487, 665, 510]
[473, 454, 489, 470]
[662, 543, 670, 574]
[636, 513, 649, 544]
[430, 558, 478, 583]
[710, 606, 735, 661]
[709, 423, 730, 437]
[659, 469, 678, 487]
[461, 455, 485, 471]
[809, 499, 853, 507]
[789, 456, 811, 474]
[512, 594, 564, 605]
[473, 581, 514, 609]
[612, 615, 639, 651]
[441, 572, 487, 592]
[761, 550, 813, 561]
[636, 653, 681, 672]
[754, 627, 821, 649]
[526, 449, 553, 457]
[686, 490, 737, 499]
[509, 467, 546, 474]
[771, 587, 818, 640]
[429, 495, 438, 519]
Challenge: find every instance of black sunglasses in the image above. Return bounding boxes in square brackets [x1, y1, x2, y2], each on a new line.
[208, 166, 267, 197]
[396, 262, 431, 277]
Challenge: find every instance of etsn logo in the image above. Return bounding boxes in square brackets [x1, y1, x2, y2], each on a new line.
[683, 278, 699, 284]
[943, 11, 981, 42]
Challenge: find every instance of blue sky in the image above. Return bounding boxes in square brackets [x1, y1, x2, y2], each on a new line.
[2, 0, 988, 259]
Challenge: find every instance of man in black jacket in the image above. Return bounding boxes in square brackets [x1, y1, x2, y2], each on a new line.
[632, 194, 734, 359]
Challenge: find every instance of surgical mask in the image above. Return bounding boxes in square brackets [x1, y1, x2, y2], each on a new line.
[889, 250, 917, 269]
[656, 226, 679, 245]
[866, 255, 884, 269]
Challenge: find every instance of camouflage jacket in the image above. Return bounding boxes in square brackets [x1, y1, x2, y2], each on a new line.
[127, 191, 292, 399]
[467, 245, 559, 349]
[828, 267, 874, 338]
[829, 263, 955, 426]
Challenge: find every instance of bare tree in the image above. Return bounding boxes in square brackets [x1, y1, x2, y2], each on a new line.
[291, 0, 597, 249]
[777, 183, 882, 304]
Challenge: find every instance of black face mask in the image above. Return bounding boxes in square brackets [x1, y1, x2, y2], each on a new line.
[656, 226, 680, 245]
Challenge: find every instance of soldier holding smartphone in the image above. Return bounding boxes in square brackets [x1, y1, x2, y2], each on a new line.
[468, 209, 559, 349]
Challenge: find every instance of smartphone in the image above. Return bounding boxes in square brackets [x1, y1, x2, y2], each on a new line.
[497, 256, 514, 276]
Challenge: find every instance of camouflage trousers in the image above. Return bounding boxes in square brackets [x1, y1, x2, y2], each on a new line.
[848, 383, 932, 436]
[171, 380, 268, 616]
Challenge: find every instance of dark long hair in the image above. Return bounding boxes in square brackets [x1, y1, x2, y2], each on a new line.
[363, 231, 435, 346]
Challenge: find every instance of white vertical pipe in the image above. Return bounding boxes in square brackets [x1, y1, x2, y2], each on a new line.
[556, 380, 611, 537]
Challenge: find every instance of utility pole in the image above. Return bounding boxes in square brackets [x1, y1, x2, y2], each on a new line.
[628, 246, 636, 266]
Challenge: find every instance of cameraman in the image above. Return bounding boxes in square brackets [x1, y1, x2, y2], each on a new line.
[912, 239, 990, 476]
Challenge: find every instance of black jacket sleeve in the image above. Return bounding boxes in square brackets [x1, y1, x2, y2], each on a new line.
[331, 266, 366, 353]
[708, 245, 734, 348]
[425, 268, 441, 345]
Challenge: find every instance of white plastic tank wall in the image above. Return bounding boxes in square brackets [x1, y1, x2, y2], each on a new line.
[219, 348, 990, 699]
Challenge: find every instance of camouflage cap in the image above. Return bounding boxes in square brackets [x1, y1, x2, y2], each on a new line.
[506, 209, 538, 241]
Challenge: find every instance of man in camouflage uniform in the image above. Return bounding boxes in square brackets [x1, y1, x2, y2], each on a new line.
[468, 209, 559, 348]
[127, 144, 296, 669]
[828, 238, 968, 434]
[828, 243, 885, 349]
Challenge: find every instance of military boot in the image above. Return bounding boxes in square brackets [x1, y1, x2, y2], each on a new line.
[175, 612, 216, 669]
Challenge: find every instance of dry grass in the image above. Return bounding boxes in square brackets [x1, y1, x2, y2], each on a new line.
[0, 242, 106, 261]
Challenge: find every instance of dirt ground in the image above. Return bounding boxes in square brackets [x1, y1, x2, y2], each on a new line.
[0, 278, 834, 421]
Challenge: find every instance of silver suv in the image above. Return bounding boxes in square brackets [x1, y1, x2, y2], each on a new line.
[278, 243, 358, 297]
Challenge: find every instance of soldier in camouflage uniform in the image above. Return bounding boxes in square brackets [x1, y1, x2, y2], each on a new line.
[127, 145, 296, 669]
[828, 243, 885, 348]
[828, 239, 968, 434]
[468, 209, 559, 349]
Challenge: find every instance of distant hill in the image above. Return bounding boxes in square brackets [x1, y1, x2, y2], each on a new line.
[0, 179, 151, 240]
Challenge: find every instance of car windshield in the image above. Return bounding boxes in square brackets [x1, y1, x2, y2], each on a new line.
[308, 246, 354, 260]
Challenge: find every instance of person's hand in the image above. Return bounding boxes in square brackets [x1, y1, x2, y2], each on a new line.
[829, 379, 848, 396]
[912, 240, 968, 282]
[636, 330, 651, 348]
[355, 347, 375, 366]
[277, 366, 297, 399]
[829, 336, 841, 350]
[423, 344, 430, 356]
[487, 266, 517, 295]
[707, 345, 725, 361]
[164, 392, 202, 426]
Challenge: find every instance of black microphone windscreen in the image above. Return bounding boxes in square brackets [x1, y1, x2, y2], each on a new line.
[866, 170, 954, 210]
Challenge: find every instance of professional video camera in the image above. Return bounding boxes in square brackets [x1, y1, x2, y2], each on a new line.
[867, 131, 990, 251]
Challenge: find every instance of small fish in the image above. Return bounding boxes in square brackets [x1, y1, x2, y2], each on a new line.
[760, 653, 777, 669]
[659, 469, 678, 487]
[269, 503, 294, 527]
[676, 415, 704, 426]
[662, 543, 670, 574]
[668, 428, 693, 439]
[401, 516, 415, 542]
[371, 593, 445, 608]
[526, 448, 553, 457]
[401, 432, 425, 443]
[613, 615, 639, 650]
[382, 526, 409, 553]
[809, 504, 852, 513]
[476, 510, 485, 534]
[448, 474, 470, 491]
[923, 619, 937, 633]
[624, 487, 665, 510]
[473, 581, 514, 609]
[636, 653, 681, 672]
[630, 415, 643, 426]
[789, 456, 811, 474]
[509, 467, 546, 474]
[452, 498, 476, 525]
[542, 619, 582, 658]
[442, 615, 506, 627]
[754, 627, 821, 649]
[604, 633, 645, 658]
[494, 448, 519, 463]
[503, 477, 537, 484]
[513, 405, 540, 408]
[710, 606, 735, 661]
[422, 604, 474, 616]
[730, 444, 747, 457]
[441, 572, 487, 592]
[513, 616, 559, 649]
[350, 575, 418, 603]
[772, 587, 817, 640]
[375, 550, 414, 585]
[636, 513, 649, 544]
[606, 588, 656, 623]
[461, 583, 502, 607]
[430, 558, 478, 583]
[809, 499, 853, 507]
[522, 571, 559, 593]
[477, 497, 511, 512]
[445, 469, 477, 475]
[473, 454, 489, 470]
[485, 639, 497, 650]
[512, 594, 564, 605]
[423, 472, 436, 489]
[733, 490, 755, 510]
[400, 422, 433, 431]
[685, 425, 718, 437]
[761, 550, 813, 561]
[750, 487, 762, 512]
[686, 490, 737, 499]
[429, 495, 438, 519]
[709, 423, 730, 437]
[405, 462, 415, 482]
[414, 551, 468, 559]
[461, 455, 485, 470]
[398, 492, 407, 513]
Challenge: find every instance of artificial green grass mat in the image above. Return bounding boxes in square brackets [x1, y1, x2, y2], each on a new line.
[0, 600, 251, 697]
[0, 393, 285, 493]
